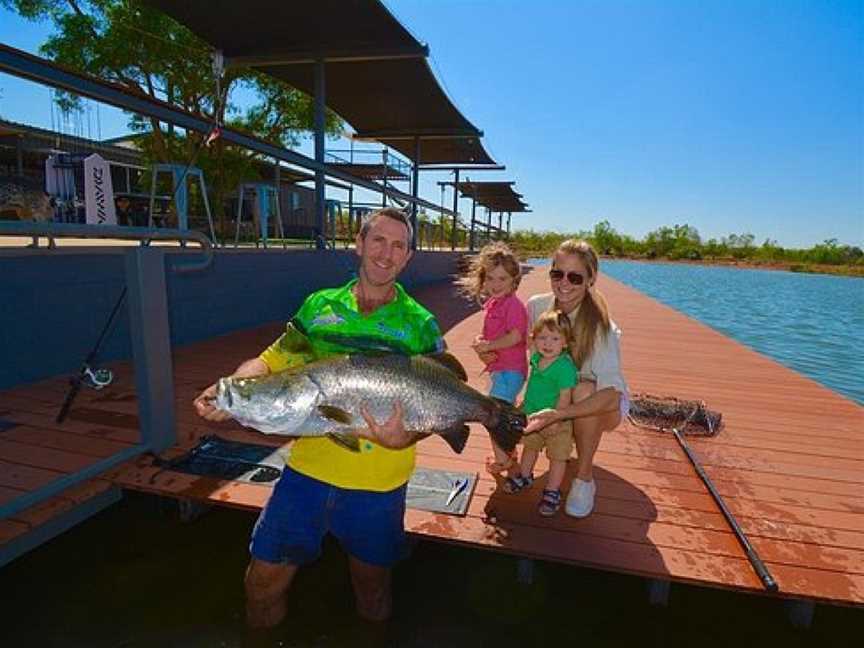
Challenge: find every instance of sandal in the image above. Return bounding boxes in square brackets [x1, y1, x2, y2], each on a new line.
[538, 489, 562, 517]
[503, 474, 534, 494]
[485, 451, 517, 476]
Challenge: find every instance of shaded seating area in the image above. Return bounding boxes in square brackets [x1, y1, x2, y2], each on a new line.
[143, 0, 509, 248]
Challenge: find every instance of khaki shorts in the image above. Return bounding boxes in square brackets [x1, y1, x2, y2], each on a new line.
[521, 421, 573, 461]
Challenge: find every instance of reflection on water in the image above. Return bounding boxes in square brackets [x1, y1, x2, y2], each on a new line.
[530, 259, 864, 404]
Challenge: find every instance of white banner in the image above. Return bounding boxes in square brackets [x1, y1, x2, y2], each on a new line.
[44, 155, 58, 196]
[83, 153, 116, 225]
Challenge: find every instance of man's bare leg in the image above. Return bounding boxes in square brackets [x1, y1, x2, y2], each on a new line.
[244, 558, 299, 628]
[348, 556, 392, 622]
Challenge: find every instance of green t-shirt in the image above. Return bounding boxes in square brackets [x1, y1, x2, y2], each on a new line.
[522, 351, 579, 415]
[259, 279, 443, 491]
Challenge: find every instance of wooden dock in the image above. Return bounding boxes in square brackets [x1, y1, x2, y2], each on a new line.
[1, 265, 862, 607]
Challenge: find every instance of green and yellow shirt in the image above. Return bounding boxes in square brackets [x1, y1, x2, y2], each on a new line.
[259, 279, 443, 491]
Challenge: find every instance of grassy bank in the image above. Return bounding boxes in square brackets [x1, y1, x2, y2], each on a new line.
[507, 223, 863, 278]
[515, 249, 864, 278]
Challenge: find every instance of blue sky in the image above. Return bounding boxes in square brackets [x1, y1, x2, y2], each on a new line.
[1, 0, 861, 248]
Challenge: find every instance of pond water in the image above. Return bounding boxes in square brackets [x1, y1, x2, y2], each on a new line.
[530, 258, 864, 404]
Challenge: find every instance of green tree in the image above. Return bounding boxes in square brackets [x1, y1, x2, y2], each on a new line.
[591, 220, 622, 255]
[4, 0, 342, 236]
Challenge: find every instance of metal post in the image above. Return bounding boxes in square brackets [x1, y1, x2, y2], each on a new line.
[647, 579, 671, 606]
[274, 160, 286, 248]
[15, 135, 24, 176]
[507, 212, 511, 238]
[451, 169, 460, 250]
[516, 558, 534, 585]
[347, 186, 354, 240]
[148, 168, 157, 227]
[411, 136, 420, 250]
[198, 170, 216, 245]
[124, 247, 176, 453]
[469, 196, 477, 252]
[313, 58, 326, 249]
[381, 149, 388, 208]
[233, 184, 243, 247]
[487, 207, 492, 242]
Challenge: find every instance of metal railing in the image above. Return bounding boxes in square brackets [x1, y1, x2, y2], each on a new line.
[0, 221, 213, 520]
[0, 222, 213, 273]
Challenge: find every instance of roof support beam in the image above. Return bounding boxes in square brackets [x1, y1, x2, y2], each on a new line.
[420, 164, 505, 171]
[227, 45, 429, 67]
[451, 168, 460, 251]
[411, 137, 420, 250]
[314, 58, 326, 249]
[354, 129, 481, 140]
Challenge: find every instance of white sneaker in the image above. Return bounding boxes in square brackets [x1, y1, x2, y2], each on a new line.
[565, 479, 596, 518]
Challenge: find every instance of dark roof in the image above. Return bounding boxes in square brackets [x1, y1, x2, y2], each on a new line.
[454, 181, 529, 212]
[144, 0, 495, 165]
[145, 0, 422, 62]
[370, 130, 494, 165]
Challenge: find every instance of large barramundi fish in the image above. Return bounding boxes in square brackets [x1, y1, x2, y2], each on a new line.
[215, 353, 525, 454]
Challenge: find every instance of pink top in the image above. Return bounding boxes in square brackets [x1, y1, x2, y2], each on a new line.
[483, 293, 529, 376]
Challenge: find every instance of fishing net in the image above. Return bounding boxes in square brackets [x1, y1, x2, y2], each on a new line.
[627, 392, 723, 437]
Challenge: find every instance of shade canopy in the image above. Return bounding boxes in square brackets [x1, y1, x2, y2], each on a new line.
[455, 181, 529, 212]
[144, 0, 495, 165]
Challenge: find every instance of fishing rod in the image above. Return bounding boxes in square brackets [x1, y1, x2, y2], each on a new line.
[670, 411, 778, 592]
[55, 88, 226, 423]
[56, 286, 127, 423]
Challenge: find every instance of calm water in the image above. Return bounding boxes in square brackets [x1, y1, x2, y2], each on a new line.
[530, 259, 864, 405]
[1, 492, 859, 647]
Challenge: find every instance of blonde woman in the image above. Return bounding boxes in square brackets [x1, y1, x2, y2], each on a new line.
[523, 239, 629, 518]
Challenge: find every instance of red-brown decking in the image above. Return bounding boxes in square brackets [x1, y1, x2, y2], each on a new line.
[1, 266, 862, 606]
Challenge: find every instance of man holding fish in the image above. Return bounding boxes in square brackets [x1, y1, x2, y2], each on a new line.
[194, 207, 524, 628]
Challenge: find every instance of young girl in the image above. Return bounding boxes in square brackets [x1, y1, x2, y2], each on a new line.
[460, 242, 529, 477]
[505, 311, 579, 516]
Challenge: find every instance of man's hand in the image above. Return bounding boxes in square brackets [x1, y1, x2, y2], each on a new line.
[525, 408, 559, 435]
[194, 358, 270, 423]
[359, 401, 416, 450]
[193, 383, 232, 422]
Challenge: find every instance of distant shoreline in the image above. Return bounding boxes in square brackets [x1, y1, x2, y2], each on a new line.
[521, 253, 863, 278]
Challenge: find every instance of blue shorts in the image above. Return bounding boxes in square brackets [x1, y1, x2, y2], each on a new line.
[489, 370, 525, 404]
[250, 467, 408, 567]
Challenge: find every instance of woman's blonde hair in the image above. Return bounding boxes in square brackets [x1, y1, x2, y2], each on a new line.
[531, 310, 572, 347]
[458, 241, 522, 301]
[552, 239, 611, 366]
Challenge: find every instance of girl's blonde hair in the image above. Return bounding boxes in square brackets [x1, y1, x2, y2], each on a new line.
[458, 241, 522, 301]
[552, 239, 611, 367]
[532, 310, 572, 347]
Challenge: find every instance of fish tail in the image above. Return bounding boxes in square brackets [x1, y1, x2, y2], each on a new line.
[485, 399, 526, 453]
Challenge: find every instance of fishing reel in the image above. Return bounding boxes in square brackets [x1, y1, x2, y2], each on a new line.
[79, 365, 113, 390]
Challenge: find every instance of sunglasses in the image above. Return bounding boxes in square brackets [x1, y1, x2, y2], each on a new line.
[549, 269, 586, 285]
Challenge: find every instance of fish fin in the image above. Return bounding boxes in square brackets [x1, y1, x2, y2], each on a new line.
[317, 405, 354, 425]
[486, 400, 526, 453]
[435, 424, 470, 454]
[424, 352, 468, 382]
[327, 431, 361, 452]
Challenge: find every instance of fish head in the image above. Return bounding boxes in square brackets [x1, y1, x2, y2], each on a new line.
[215, 372, 321, 435]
